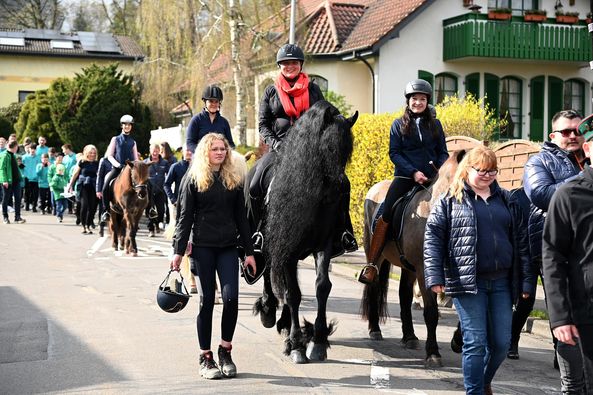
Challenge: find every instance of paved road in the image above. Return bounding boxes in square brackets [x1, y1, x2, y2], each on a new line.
[0, 213, 562, 394]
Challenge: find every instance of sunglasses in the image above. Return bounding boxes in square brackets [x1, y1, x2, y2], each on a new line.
[553, 128, 581, 137]
[472, 167, 498, 176]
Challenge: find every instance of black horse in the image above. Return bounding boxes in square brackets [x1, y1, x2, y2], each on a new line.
[247, 100, 357, 363]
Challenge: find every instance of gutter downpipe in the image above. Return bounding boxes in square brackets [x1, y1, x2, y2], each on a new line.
[351, 51, 376, 114]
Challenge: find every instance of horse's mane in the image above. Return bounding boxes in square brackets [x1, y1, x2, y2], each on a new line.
[265, 101, 353, 294]
[428, 150, 466, 207]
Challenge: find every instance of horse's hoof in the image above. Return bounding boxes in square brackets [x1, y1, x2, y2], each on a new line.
[451, 338, 462, 354]
[290, 349, 308, 364]
[369, 331, 383, 341]
[306, 342, 327, 361]
[425, 355, 443, 369]
[401, 337, 420, 350]
[260, 312, 276, 328]
[132, 252, 138, 257]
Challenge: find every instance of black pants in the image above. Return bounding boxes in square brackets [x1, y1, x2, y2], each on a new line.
[24, 179, 39, 210]
[249, 150, 277, 200]
[102, 166, 122, 209]
[38, 187, 51, 213]
[382, 176, 418, 222]
[577, 324, 593, 392]
[191, 246, 239, 350]
[147, 187, 166, 231]
[79, 184, 98, 227]
[2, 183, 22, 220]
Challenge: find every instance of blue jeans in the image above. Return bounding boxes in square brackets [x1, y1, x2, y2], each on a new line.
[453, 277, 512, 394]
[55, 198, 66, 219]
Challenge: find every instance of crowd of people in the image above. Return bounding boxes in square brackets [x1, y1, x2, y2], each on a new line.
[2, 42, 592, 391]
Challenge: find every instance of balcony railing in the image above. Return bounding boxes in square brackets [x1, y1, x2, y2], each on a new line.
[443, 13, 591, 62]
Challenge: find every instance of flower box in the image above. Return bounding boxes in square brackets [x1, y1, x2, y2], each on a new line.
[488, 11, 512, 21]
[555, 14, 579, 24]
[524, 13, 547, 22]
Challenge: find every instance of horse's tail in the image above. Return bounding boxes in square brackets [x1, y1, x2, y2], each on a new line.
[360, 257, 391, 323]
[270, 258, 287, 300]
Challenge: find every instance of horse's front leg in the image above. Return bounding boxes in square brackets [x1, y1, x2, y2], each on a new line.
[284, 260, 306, 364]
[400, 269, 420, 349]
[417, 272, 442, 368]
[253, 268, 278, 328]
[306, 249, 335, 362]
[127, 214, 140, 256]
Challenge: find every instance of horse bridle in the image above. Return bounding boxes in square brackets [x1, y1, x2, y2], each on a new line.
[130, 176, 148, 197]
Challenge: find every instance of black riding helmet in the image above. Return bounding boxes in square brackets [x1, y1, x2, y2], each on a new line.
[404, 79, 433, 101]
[276, 44, 305, 64]
[157, 270, 191, 313]
[202, 85, 223, 102]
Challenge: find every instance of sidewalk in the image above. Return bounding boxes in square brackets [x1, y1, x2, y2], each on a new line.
[302, 249, 552, 340]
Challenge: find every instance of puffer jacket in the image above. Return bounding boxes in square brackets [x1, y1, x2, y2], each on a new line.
[258, 80, 324, 148]
[523, 142, 584, 265]
[424, 182, 534, 301]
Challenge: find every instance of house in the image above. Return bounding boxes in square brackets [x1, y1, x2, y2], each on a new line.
[256, 0, 592, 141]
[0, 28, 144, 108]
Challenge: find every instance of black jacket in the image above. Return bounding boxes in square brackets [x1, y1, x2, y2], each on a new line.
[172, 173, 253, 256]
[258, 81, 324, 148]
[424, 182, 534, 301]
[542, 165, 593, 328]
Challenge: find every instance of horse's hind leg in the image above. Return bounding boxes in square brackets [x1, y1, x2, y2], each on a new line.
[253, 270, 278, 328]
[400, 269, 420, 349]
[306, 251, 335, 362]
[284, 261, 307, 364]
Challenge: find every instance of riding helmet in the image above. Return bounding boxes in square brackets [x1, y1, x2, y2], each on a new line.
[120, 114, 134, 124]
[276, 44, 305, 64]
[157, 271, 191, 313]
[404, 79, 433, 101]
[202, 85, 224, 102]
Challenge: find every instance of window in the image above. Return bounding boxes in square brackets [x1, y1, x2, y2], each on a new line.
[499, 77, 522, 139]
[434, 73, 458, 104]
[563, 79, 585, 116]
[488, 0, 537, 15]
[18, 91, 34, 103]
[310, 75, 328, 94]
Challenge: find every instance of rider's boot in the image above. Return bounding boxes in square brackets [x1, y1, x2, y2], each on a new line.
[358, 217, 390, 284]
[100, 210, 110, 227]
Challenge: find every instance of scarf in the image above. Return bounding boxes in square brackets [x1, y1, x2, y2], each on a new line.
[274, 73, 310, 119]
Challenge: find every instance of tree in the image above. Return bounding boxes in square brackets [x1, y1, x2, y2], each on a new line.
[0, 0, 65, 29]
[325, 90, 353, 117]
[100, 0, 139, 36]
[46, 63, 152, 154]
[228, 0, 246, 144]
[0, 102, 24, 134]
[14, 90, 60, 146]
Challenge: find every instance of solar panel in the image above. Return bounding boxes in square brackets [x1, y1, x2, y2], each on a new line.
[78, 31, 121, 54]
[24, 29, 66, 41]
[0, 31, 25, 39]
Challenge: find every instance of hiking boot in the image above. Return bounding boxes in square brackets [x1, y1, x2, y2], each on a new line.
[199, 351, 222, 379]
[342, 231, 358, 253]
[13, 218, 26, 224]
[218, 345, 237, 378]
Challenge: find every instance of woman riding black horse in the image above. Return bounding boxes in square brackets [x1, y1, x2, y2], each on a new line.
[359, 79, 448, 284]
[250, 43, 356, 255]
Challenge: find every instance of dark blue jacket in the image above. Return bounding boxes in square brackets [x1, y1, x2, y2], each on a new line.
[75, 160, 98, 187]
[424, 182, 533, 302]
[96, 158, 113, 192]
[522, 142, 584, 265]
[186, 109, 234, 153]
[145, 156, 170, 192]
[114, 133, 136, 165]
[164, 159, 190, 204]
[389, 117, 448, 178]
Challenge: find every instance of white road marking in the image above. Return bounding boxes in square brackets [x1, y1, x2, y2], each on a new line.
[86, 236, 107, 257]
[370, 363, 390, 389]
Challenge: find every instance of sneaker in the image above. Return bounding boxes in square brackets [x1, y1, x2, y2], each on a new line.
[2, 217, 9, 224]
[13, 218, 26, 224]
[218, 345, 237, 378]
[507, 342, 519, 360]
[199, 351, 222, 379]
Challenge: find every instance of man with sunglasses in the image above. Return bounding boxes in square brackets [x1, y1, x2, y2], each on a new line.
[513, 110, 588, 392]
[542, 121, 593, 393]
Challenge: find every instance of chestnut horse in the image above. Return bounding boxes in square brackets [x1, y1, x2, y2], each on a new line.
[109, 160, 150, 256]
[360, 150, 466, 368]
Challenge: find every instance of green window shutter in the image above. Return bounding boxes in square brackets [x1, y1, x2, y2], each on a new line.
[465, 73, 480, 99]
[418, 70, 434, 105]
[530, 76, 545, 142]
[484, 73, 500, 140]
[548, 76, 564, 133]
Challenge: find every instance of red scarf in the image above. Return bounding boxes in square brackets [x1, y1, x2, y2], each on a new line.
[274, 73, 310, 119]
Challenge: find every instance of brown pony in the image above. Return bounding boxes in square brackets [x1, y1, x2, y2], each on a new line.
[360, 150, 466, 368]
[109, 160, 150, 256]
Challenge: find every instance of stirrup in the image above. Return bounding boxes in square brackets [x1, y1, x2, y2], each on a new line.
[252, 232, 263, 252]
[148, 207, 158, 219]
[358, 264, 378, 285]
[342, 231, 358, 253]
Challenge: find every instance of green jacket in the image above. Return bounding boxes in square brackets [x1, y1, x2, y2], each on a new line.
[0, 150, 15, 184]
[49, 172, 69, 198]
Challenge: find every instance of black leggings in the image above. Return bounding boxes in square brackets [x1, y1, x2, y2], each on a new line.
[191, 246, 239, 350]
[102, 166, 122, 208]
[382, 176, 418, 222]
[79, 183, 98, 227]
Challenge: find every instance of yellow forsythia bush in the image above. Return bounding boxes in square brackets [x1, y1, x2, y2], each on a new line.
[346, 111, 402, 240]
